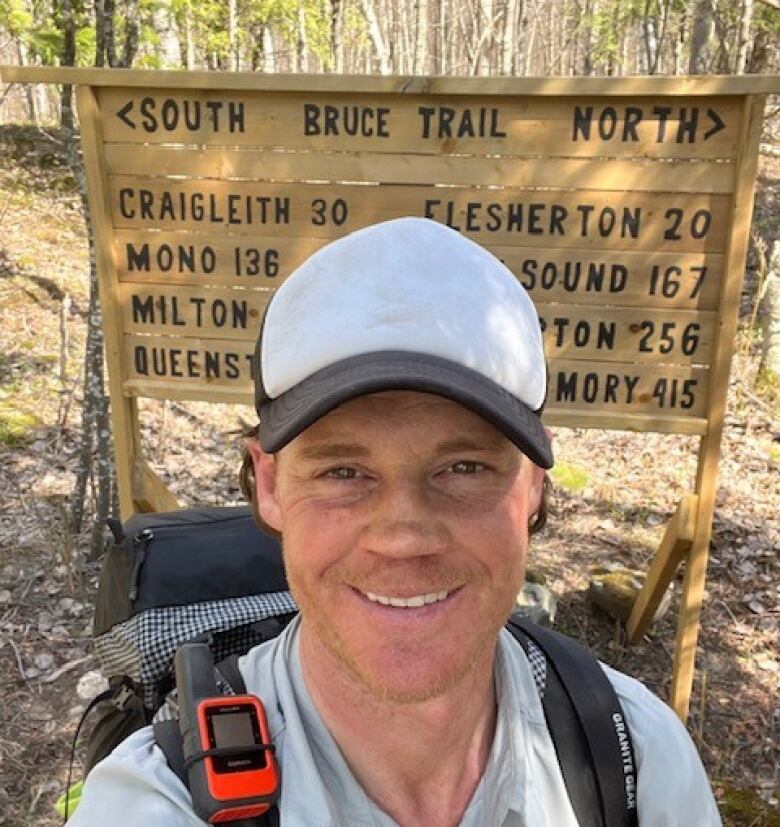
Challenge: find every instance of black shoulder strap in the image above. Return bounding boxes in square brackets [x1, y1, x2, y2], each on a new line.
[216, 653, 247, 695]
[506, 617, 638, 827]
[154, 720, 278, 827]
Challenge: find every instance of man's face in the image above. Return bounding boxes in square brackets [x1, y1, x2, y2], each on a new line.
[250, 390, 544, 703]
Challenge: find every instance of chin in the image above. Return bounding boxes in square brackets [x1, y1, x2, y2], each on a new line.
[353, 658, 474, 705]
[332, 633, 490, 704]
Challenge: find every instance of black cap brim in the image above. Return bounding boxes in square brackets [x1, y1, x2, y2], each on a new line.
[257, 351, 553, 469]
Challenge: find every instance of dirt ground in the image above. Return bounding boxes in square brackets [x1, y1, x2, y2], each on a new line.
[0, 123, 777, 827]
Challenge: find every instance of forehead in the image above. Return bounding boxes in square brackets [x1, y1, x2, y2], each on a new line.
[284, 390, 511, 454]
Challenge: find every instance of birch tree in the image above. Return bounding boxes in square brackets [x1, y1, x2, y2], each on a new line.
[358, 0, 390, 72]
[734, 0, 754, 73]
[759, 242, 780, 386]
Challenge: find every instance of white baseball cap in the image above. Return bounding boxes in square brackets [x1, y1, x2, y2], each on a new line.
[253, 217, 553, 468]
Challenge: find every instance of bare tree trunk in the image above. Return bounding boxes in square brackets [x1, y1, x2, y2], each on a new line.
[359, 0, 391, 72]
[63, 113, 116, 556]
[89, 379, 112, 559]
[581, 0, 596, 75]
[545, 0, 553, 73]
[228, 0, 239, 70]
[59, 0, 76, 132]
[641, 3, 660, 74]
[652, 0, 672, 74]
[671, 6, 683, 74]
[759, 241, 780, 384]
[398, 0, 411, 73]
[522, 0, 537, 75]
[330, 0, 344, 72]
[297, 4, 308, 71]
[500, 0, 512, 74]
[95, 0, 107, 66]
[183, 3, 195, 69]
[688, 0, 712, 73]
[262, 26, 275, 72]
[470, 0, 494, 75]
[746, 20, 769, 73]
[103, 0, 117, 65]
[414, 0, 428, 72]
[512, 0, 526, 75]
[734, 0, 754, 74]
[388, 0, 400, 72]
[435, 0, 446, 73]
[16, 40, 37, 124]
[121, 0, 140, 67]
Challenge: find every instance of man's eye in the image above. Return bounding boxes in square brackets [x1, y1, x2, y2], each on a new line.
[450, 461, 484, 474]
[325, 467, 359, 480]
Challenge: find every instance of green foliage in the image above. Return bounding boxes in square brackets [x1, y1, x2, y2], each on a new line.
[755, 2, 780, 37]
[25, 26, 63, 63]
[0, 402, 40, 447]
[0, 0, 32, 37]
[551, 461, 589, 493]
[581, 0, 689, 73]
[75, 24, 96, 66]
[716, 785, 780, 827]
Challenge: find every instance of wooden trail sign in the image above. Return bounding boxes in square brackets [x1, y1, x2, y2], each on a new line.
[2, 67, 778, 721]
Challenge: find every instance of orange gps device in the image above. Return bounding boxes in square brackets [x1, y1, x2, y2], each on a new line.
[175, 643, 280, 823]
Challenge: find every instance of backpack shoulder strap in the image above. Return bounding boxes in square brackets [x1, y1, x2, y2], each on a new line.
[153, 719, 187, 787]
[153, 720, 278, 827]
[506, 616, 638, 827]
[215, 653, 247, 695]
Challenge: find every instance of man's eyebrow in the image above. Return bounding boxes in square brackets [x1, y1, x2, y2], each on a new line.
[434, 436, 507, 454]
[296, 443, 372, 462]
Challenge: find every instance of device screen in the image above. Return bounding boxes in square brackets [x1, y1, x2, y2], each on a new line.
[212, 710, 256, 747]
[206, 705, 266, 773]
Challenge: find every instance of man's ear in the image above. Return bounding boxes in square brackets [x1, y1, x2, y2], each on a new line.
[526, 458, 545, 520]
[247, 440, 283, 532]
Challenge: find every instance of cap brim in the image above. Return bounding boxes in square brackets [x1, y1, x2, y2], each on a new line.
[258, 351, 553, 469]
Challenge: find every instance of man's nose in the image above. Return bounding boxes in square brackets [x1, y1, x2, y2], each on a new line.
[359, 477, 446, 559]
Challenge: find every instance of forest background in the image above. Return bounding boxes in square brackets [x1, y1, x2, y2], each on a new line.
[0, 0, 779, 825]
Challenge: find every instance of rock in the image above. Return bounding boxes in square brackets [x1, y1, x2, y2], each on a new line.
[77, 670, 108, 700]
[34, 652, 55, 670]
[515, 580, 557, 626]
[0, 589, 11, 603]
[588, 566, 672, 625]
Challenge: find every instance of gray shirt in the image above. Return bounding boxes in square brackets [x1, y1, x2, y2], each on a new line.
[70, 619, 722, 826]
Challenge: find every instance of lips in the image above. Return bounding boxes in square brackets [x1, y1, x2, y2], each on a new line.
[363, 590, 452, 608]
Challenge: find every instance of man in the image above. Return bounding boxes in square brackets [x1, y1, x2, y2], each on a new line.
[71, 217, 721, 826]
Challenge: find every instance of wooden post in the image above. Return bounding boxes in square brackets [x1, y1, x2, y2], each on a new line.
[670, 95, 766, 720]
[626, 494, 697, 643]
[133, 460, 181, 512]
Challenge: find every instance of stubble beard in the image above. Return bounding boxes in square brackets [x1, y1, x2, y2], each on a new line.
[288, 558, 521, 705]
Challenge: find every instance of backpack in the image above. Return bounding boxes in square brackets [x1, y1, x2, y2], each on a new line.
[81, 506, 296, 773]
[74, 506, 637, 827]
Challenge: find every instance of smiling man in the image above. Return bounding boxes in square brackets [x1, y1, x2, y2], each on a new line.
[71, 217, 720, 826]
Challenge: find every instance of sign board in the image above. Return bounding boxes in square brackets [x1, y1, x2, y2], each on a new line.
[102, 90, 739, 436]
[2, 67, 777, 721]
